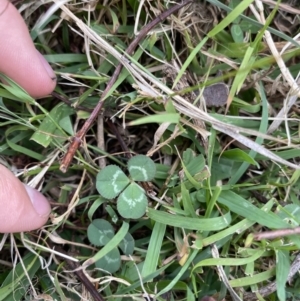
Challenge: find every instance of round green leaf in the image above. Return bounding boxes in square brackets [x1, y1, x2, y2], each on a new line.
[96, 165, 130, 199]
[87, 219, 115, 246]
[231, 24, 244, 43]
[119, 232, 135, 255]
[95, 247, 121, 273]
[128, 155, 156, 181]
[117, 183, 147, 219]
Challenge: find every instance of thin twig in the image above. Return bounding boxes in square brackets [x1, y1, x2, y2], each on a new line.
[52, 244, 105, 301]
[253, 227, 300, 240]
[97, 113, 106, 168]
[261, 0, 300, 15]
[64, 257, 105, 301]
[211, 244, 243, 301]
[51, 91, 93, 112]
[59, 0, 193, 172]
[106, 119, 131, 159]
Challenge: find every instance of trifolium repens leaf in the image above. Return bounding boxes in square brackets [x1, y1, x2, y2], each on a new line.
[128, 155, 156, 181]
[95, 247, 121, 273]
[119, 232, 135, 255]
[96, 165, 130, 199]
[117, 182, 147, 219]
[87, 219, 114, 247]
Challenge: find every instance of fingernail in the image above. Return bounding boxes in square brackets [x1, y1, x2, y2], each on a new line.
[23, 184, 51, 217]
[36, 50, 56, 81]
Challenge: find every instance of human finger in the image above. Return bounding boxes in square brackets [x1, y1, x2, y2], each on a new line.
[0, 164, 50, 233]
[0, 0, 56, 98]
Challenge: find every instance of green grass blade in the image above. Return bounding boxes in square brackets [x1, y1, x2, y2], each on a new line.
[203, 200, 274, 246]
[128, 113, 180, 126]
[207, 0, 255, 37]
[6, 126, 45, 160]
[0, 253, 40, 301]
[157, 249, 199, 297]
[193, 249, 265, 270]
[229, 268, 276, 287]
[276, 249, 290, 301]
[172, 37, 208, 88]
[206, 0, 300, 46]
[218, 191, 290, 229]
[141, 222, 166, 279]
[148, 208, 231, 231]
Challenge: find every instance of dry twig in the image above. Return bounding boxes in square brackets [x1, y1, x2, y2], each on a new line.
[59, 0, 193, 172]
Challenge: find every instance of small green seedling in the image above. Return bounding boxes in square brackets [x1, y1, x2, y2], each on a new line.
[87, 219, 134, 273]
[96, 155, 156, 219]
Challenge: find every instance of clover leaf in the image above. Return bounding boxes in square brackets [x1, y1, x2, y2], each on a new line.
[87, 219, 135, 273]
[95, 155, 156, 219]
[87, 219, 114, 246]
[96, 165, 130, 199]
[117, 183, 148, 219]
[128, 155, 156, 181]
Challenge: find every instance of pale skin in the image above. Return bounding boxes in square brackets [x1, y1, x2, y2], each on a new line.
[0, 0, 56, 233]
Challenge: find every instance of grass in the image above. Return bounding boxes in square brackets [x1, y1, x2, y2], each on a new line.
[1, 0, 300, 300]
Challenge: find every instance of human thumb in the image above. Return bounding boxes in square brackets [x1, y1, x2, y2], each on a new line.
[0, 164, 50, 233]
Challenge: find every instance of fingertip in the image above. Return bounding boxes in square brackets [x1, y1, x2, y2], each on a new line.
[23, 184, 51, 217]
[22, 63, 57, 99]
[0, 165, 50, 233]
[0, 1, 56, 98]
[25, 51, 56, 98]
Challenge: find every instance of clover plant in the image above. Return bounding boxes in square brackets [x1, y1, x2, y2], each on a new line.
[87, 219, 134, 273]
[96, 155, 156, 219]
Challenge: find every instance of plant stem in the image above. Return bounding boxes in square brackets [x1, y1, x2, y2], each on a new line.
[60, 0, 193, 172]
